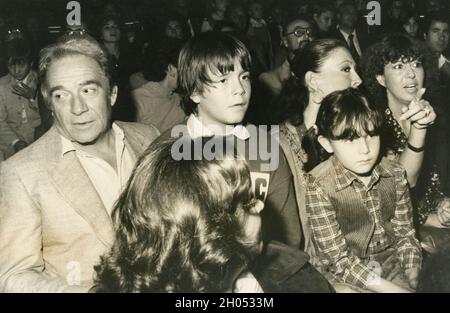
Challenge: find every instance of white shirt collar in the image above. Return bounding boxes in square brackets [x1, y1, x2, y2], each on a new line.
[60, 122, 124, 156]
[186, 114, 250, 140]
[337, 25, 356, 38]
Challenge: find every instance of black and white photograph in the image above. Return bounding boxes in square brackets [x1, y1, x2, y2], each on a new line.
[0, 0, 449, 300]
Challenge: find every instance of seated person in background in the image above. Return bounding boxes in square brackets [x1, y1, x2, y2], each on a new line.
[0, 38, 41, 159]
[249, 15, 314, 125]
[306, 88, 422, 293]
[259, 15, 314, 97]
[312, 1, 335, 39]
[94, 137, 334, 293]
[130, 14, 187, 91]
[132, 38, 186, 133]
[424, 12, 450, 85]
[200, 0, 230, 33]
[157, 32, 302, 248]
[246, 0, 273, 74]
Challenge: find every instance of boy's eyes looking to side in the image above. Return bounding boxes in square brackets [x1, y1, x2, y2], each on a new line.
[211, 72, 251, 85]
[341, 134, 377, 143]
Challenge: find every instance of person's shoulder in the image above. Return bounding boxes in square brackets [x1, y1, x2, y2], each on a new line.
[309, 157, 334, 181]
[0, 74, 11, 86]
[1, 128, 57, 174]
[379, 156, 405, 173]
[132, 81, 156, 96]
[156, 121, 189, 142]
[117, 121, 160, 139]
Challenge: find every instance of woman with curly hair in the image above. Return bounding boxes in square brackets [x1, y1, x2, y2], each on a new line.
[93, 137, 333, 292]
[360, 33, 450, 252]
[272, 38, 362, 256]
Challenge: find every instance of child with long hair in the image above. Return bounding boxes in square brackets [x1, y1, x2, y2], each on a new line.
[306, 88, 422, 292]
[94, 137, 333, 292]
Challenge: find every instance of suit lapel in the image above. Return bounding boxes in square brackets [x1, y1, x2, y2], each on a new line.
[45, 127, 115, 247]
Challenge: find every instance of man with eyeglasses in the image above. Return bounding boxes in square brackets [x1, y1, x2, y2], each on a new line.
[282, 15, 314, 61]
[254, 15, 314, 117]
[0, 38, 41, 159]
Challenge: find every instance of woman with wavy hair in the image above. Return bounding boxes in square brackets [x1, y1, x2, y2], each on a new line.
[360, 33, 450, 252]
[93, 137, 333, 293]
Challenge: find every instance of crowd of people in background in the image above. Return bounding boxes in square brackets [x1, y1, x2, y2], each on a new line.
[0, 0, 450, 293]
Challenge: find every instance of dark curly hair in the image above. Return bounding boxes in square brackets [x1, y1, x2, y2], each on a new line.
[94, 137, 257, 292]
[272, 38, 347, 126]
[360, 33, 438, 112]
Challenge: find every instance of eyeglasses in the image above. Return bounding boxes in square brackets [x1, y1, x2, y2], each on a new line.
[285, 27, 313, 37]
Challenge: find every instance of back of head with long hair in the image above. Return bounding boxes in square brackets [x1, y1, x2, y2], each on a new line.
[305, 88, 383, 170]
[94, 137, 256, 292]
[272, 38, 347, 126]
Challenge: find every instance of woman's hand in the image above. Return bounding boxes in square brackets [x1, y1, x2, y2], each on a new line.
[437, 197, 450, 227]
[399, 88, 436, 129]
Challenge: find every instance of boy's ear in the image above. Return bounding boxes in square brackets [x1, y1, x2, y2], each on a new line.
[318, 135, 334, 153]
[110, 85, 118, 107]
[190, 91, 201, 104]
[167, 64, 177, 78]
[375, 74, 386, 88]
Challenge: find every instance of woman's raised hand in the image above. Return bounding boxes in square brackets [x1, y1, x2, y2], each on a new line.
[399, 88, 436, 129]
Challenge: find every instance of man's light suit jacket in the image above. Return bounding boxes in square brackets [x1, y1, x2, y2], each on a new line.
[0, 122, 159, 292]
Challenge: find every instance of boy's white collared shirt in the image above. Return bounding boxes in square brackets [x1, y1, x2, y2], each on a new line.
[186, 114, 250, 140]
[438, 53, 449, 69]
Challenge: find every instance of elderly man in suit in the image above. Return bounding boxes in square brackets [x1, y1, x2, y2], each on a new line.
[0, 33, 160, 292]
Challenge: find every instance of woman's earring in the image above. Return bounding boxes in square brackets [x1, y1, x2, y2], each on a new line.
[311, 89, 323, 104]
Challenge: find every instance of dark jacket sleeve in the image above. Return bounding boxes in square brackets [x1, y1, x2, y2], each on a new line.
[262, 148, 302, 249]
[253, 241, 335, 293]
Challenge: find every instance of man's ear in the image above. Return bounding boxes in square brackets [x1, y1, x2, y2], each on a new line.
[41, 85, 53, 111]
[376, 74, 386, 88]
[110, 85, 118, 107]
[282, 35, 288, 48]
[318, 135, 334, 153]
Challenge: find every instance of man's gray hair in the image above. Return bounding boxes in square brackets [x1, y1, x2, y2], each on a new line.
[39, 33, 114, 103]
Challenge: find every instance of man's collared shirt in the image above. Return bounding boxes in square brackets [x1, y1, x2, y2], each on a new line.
[439, 53, 449, 69]
[337, 26, 362, 57]
[60, 123, 135, 214]
[306, 156, 421, 289]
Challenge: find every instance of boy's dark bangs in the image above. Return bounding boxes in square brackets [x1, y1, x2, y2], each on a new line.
[205, 43, 251, 78]
[331, 105, 383, 141]
[8, 56, 29, 64]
